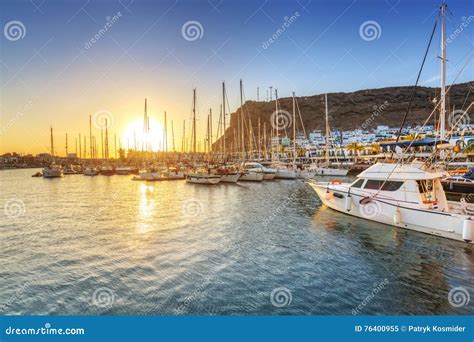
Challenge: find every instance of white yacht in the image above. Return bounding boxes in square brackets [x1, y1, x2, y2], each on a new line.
[83, 166, 99, 176]
[272, 163, 296, 179]
[239, 163, 264, 181]
[211, 166, 241, 183]
[242, 162, 276, 180]
[308, 161, 474, 243]
[42, 164, 63, 178]
[185, 172, 221, 185]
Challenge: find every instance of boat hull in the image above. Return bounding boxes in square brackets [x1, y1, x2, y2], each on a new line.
[219, 173, 241, 183]
[239, 172, 264, 181]
[312, 168, 349, 176]
[262, 172, 276, 180]
[308, 182, 473, 243]
[42, 170, 63, 178]
[186, 175, 221, 184]
[275, 169, 296, 179]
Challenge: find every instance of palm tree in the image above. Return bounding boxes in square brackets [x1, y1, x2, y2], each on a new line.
[346, 143, 364, 163]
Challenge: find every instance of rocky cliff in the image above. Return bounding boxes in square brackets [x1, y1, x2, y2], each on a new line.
[213, 81, 473, 150]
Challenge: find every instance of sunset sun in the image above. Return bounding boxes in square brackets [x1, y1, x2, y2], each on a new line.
[123, 118, 164, 152]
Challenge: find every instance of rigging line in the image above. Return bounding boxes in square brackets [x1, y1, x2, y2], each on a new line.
[395, 13, 439, 144]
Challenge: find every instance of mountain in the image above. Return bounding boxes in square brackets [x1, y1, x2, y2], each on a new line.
[213, 81, 473, 150]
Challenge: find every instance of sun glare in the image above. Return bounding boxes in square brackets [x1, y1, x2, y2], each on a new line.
[123, 118, 164, 151]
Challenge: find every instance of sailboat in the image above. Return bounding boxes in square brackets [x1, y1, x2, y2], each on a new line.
[43, 127, 63, 178]
[309, 2, 474, 243]
[270, 89, 296, 180]
[310, 94, 349, 176]
[43, 164, 63, 178]
[83, 115, 99, 176]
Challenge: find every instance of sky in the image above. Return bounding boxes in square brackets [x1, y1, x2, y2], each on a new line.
[0, 0, 473, 155]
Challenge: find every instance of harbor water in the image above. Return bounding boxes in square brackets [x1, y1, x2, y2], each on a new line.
[1, 169, 473, 315]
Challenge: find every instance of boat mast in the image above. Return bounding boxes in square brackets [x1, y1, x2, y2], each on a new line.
[65, 133, 68, 156]
[171, 120, 175, 152]
[89, 115, 92, 160]
[222, 82, 226, 159]
[209, 108, 212, 154]
[182, 120, 186, 153]
[293, 92, 296, 169]
[325, 94, 330, 166]
[192, 89, 197, 153]
[440, 2, 447, 141]
[274, 89, 278, 161]
[164, 111, 167, 152]
[258, 116, 261, 159]
[263, 121, 267, 159]
[240, 79, 245, 160]
[105, 118, 109, 160]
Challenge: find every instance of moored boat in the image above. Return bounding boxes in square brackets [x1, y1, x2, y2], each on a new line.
[308, 161, 474, 243]
[186, 172, 221, 185]
[84, 167, 99, 176]
[42, 164, 63, 178]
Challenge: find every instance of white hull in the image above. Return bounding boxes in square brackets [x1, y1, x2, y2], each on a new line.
[309, 182, 473, 243]
[239, 172, 264, 181]
[83, 168, 99, 176]
[262, 172, 276, 180]
[219, 173, 241, 183]
[312, 167, 349, 176]
[186, 174, 221, 184]
[295, 170, 316, 179]
[42, 168, 63, 178]
[275, 169, 296, 179]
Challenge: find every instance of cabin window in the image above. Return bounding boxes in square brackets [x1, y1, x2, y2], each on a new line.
[351, 179, 365, 188]
[364, 179, 404, 191]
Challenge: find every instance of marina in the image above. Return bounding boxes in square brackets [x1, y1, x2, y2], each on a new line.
[1, 0, 473, 329]
[1, 168, 473, 315]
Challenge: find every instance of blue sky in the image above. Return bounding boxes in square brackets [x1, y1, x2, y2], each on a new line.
[0, 0, 472, 153]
